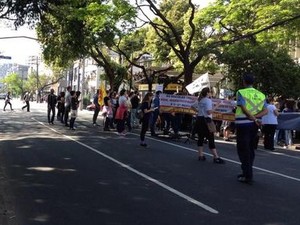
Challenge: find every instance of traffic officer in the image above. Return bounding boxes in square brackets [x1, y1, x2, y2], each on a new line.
[235, 73, 268, 184]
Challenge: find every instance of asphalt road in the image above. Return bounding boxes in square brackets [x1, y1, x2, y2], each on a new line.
[0, 100, 300, 225]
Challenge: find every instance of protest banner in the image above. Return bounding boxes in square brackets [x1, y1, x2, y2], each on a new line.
[185, 73, 210, 94]
[159, 94, 236, 121]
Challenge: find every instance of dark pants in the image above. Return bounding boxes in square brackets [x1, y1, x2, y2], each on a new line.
[22, 101, 30, 112]
[64, 106, 70, 125]
[93, 106, 100, 124]
[48, 106, 56, 123]
[104, 117, 112, 130]
[116, 119, 125, 133]
[126, 111, 132, 131]
[140, 117, 150, 142]
[70, 117, 76, 129]
[3, 101, 12, 110]
[236, 123, 258, 179]
[263, 124, 277, 150]
[195, 117, 216, 149]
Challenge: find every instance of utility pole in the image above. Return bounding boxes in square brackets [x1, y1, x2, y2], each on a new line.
[28, 55, 40, 102]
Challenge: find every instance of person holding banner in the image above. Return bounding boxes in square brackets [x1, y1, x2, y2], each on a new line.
[235, 73, 268, 184]
[191, 87, 225, 164]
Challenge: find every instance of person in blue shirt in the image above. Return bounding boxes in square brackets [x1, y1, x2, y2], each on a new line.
[150, 91, 161, 136]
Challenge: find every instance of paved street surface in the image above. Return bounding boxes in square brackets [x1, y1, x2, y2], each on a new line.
[1, 99, 300, 225]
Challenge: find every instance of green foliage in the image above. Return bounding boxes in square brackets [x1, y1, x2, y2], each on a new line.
[219, 41, 300, 98]
[37, 0, 137, 90]
[0, 73, 23, 95]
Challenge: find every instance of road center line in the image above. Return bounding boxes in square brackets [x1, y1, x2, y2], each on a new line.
[33, 118, 219, 214]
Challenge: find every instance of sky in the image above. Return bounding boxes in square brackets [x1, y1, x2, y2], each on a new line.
[0, 23, 41, 65]
[0, 0, 212, 65]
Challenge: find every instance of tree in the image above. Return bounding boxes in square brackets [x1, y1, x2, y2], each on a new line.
[0, 73, 22, 95]
[136, 0, 300, 87]
[0, 0, 70, 26]
[36, 0, 137, 91]
[219, 41, 300, 98]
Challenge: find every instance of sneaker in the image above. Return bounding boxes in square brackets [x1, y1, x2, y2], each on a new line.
[103, 128, 110, 131]
[237, 175, 253, 185]
[198, 156, 206, 161]
[213, 157, 225, 164]
[140, 143, 147, 147]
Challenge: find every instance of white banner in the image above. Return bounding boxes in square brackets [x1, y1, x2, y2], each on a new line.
[159, 94, 236, 120]
[185, 73, 210, 94]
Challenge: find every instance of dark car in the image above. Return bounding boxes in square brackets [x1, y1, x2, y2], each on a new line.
[0, 93, 6, 100]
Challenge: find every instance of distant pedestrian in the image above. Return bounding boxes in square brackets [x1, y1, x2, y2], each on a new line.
[64, 86, 72, 127]
[92, 90, 101, 126]
[130, 90, 140, 128]
[3, 91, 13, 111]
[139, 92, 154, 147]
[191, 87, 225, 164]
[150, 91, 161, 136]
[235, 73, 267, 184]
[47, 88, 57, 124]
[103, 96, 113, 131]
[115, 89, 128, 135]
[22, 92, 30, 112]
[262, 96, 279, 151]
[56, 91, 65, 123]
[69, 91, 81, 130]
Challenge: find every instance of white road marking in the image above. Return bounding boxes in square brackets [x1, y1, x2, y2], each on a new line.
[141, 135, 300, 182]
[32, 118, 219, 214]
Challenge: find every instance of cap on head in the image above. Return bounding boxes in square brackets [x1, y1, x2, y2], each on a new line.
[243, 73, 254, 85]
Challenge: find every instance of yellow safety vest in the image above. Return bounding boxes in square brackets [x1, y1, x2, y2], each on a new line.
[235, 87, 265, 124]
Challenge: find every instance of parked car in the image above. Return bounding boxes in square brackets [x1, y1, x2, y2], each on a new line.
[0, 93, 6, 100]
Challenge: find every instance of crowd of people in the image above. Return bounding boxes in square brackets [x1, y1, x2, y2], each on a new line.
[2, 74, 300, 185]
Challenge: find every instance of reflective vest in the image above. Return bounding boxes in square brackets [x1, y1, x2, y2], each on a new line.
[235, 87, 265, 124]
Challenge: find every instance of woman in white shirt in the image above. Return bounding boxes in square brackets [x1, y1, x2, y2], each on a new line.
[262, 97, 279, 151]
[191, 87, 225, 164]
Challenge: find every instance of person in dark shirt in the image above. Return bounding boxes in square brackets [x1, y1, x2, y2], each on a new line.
[69, 91, 81, 130]
[56, 91, 65, 123]
[92, 90, 101, 126]
[139, 92, 155, 147]
[47, 89, 57, 124]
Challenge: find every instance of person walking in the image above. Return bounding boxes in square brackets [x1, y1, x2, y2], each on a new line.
[22, 92, 30, 112]
[262, 96, 279, 151]
[235, 73, 268, 184]
[191, 87, 225, 164]
[64, 86, 72, 127]
[3, 91, 13, 111]
[47, 88, 57, 124]
[139, 92, 155, 147]
[92, 90, 101, 126]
